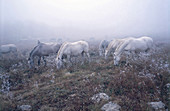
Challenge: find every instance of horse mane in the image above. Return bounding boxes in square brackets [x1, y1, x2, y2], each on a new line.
[106, 42, 112, 51]
[114, 39, 132, 56]
[29, 45, 39, 59]
[99, 40, 104, 49]
[56, 42, 69, 59]
[106, 39, 116, 51]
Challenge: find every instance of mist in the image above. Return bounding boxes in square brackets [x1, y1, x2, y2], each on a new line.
[0, 0, 170, 44]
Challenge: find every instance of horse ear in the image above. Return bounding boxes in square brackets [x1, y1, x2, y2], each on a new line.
[38, 40, 40, 44]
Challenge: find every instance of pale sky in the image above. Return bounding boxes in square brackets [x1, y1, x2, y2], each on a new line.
[0, 0, 170, 40]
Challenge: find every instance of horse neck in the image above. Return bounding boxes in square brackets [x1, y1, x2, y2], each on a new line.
[56, 42, 68, 59]
[114, 39, 131, 56]
[106, 40, 115, 52]
[99, 40, 104, 49]
[105, 41, 109, 48]
[54, 43, 61, 52]
[29, 45, 39, 60]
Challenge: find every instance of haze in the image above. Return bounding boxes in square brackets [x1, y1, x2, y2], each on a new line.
[0, 0, 170, 44]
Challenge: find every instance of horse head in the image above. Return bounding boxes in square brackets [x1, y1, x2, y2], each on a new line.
[104, 50, 108, 59]
[38, 40, 41, 44]
[27, 57, 34, 68]
[113, 53, 120, 66]
[99, 50, 102, 56]
[56, 57, 63, 69]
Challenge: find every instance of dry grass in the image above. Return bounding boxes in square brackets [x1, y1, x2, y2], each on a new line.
[0, 42, 169, 111]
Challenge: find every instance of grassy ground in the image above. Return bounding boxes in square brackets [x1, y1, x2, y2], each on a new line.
[0, 42, 169, 111]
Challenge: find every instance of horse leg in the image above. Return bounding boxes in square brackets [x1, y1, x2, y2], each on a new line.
[38, 56, 41, 66]
[30, 58, 35, 68]
[42, 56, 47, 67]
[130, 51, 135, 61]
[67, 55, 71, 68]
[103, 47, 107, 56]
[86, 52, 91, 62]
[126, 51, 133, 65]
[111, 52, 114, 58]
[144, 49, 151, 58]
[11, 50, 18, 59]
[81, 52, 85, 65]
[99, 49, 102, 56]
[101, 49, 104, 56]
[125, 52, 129, 65]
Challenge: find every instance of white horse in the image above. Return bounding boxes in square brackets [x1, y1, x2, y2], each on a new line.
[55, 40, 90, 69]
[99, 40, 110, 56]
[28, 41, 61, 68]
[0, 44, 17, 57]
[113, 36, 154, 65]
[104, 37, 134, 59]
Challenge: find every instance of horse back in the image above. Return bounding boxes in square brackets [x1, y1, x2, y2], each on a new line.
[0, 44, 17, 53]
[38, 43, 61, 55]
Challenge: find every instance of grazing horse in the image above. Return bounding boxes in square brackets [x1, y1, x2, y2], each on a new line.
[55, 40, 90, 69]
[0, 44, 17, 57]
[113, 36, 154, 65]
[99, 40, 110, 56]
[28, 41, 61, 68]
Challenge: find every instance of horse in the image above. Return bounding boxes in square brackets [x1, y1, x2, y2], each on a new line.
[0, 44, 17, 57]
[55, 40, 90, 69]
[99, 40, 110, 56]
[28, 40, 61, 68]
[113, 36, 154, 65]
[104, 37, 134, 59]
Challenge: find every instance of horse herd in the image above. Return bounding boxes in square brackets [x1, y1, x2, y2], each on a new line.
[0, 36, 154, 69]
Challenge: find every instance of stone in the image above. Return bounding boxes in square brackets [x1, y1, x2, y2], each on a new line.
[19, 105, 32, 111]
[101, 101, 121, 111]
[91, 93, 110, 103]
[148, 101, 165, 110]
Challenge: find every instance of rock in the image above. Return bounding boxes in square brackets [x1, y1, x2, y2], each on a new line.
[148, 101, 165, 110]
[50, 80, 54, 83]
[145, 73, 155, 79]
[65, 72, 71, 75]
[91, 93, 110, 103]
[91, 72, 96, 76]
[64, 72, 73, 77]
[164, 64, 169, 68]
[166, 83, 170, 88]
[19, 105, 32, 111]
[69, 94, 76, 97]
[101, 101, 121, 111]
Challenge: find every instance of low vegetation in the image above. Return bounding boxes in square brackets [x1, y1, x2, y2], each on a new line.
[0, 42, 169, 111]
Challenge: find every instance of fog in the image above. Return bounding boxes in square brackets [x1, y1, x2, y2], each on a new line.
[0, 0, 170, 44]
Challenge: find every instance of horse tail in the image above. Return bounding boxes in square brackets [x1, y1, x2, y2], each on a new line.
[142, 37, 155, 52]
[84, 41, 89, 52]
[149, 39, 157, 52]
[82, 41, 90, 61]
